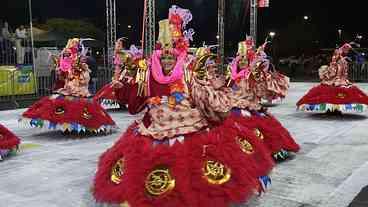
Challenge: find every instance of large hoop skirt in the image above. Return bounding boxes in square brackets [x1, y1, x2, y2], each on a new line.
[0, 124, 20, 160]
[93, 118, 275, 207]
[297, 84, 368, 113]
[20, 94, 116, 133]
[94, 83, 122, 109]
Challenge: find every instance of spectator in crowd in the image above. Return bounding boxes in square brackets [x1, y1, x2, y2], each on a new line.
[1, 21, 15, 65]
[85, 49, 98, 94]
[1, 21, 12, 40]
[15, 25, 27, 64]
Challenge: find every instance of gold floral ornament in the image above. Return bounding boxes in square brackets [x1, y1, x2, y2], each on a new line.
[254, 128, 264, 140]
[237, 137, 254, 154]
[111, 158, 125, 184]
[336, 93, 346, 99]
[145, 166, 175, 196]
[55, 106, 65, 115]
[81, 107, 92, 120]
[203, 160, 231, 185]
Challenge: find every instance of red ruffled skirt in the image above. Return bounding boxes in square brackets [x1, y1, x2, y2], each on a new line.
[0, 124, 20, 159]
[93, 119, 275, 207]
[20, 94, 116, 133]
[228, 111, 300, 159]
[297, 84, 368, 112]
[94, 83, 121, 107]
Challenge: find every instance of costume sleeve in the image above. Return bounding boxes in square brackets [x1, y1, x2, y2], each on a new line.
[114, 79, 147, 115]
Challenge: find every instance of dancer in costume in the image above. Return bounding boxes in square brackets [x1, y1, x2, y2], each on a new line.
[93, 6, 274, 207]
[94, 40, 144, 109]
[191, 46, 299, 162]
[228, 37, 289, 105]
[20, 38, 116, 134]
[297, 43, 368, 113]
[0, 124, 20, 161]
[255, 41, 290, 104]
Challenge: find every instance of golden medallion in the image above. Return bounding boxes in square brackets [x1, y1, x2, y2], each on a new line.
[336, 93, 346, 99]
[254, 128, 264, 140]
[237, 137, 254, 154]
[145, 166, 175, 196]
[120, 202, 130, 207]
[55, 106, 65, 115]
[111, 158, 125, 184]
[203, 160, 231, 185]
[81, 107, 92, 120]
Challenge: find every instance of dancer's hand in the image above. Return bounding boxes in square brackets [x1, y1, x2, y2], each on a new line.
[112, 80, 123, 88]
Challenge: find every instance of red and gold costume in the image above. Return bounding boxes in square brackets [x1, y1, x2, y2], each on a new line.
[19, 38, 116, 134]
[0, 124, 20, 161]
[229, 39, 289, 104]
[93, 6, 274, 207]
[94, 42, 143, 109]
[191, 48, 299, 161]
[297, 43, 368, 113]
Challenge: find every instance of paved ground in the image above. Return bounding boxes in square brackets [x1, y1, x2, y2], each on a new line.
[1, 82, 368, 207]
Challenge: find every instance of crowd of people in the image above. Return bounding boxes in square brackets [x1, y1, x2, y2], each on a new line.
[0, 20, 29, 65]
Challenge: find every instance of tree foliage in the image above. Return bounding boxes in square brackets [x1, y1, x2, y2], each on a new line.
[38, 18, 104, 40]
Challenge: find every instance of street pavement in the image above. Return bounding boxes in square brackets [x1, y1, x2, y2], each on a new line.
[1, 82, 368, 207]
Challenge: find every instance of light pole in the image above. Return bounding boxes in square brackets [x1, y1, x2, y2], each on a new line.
[338, 29, 342, 45]
[250, 0, 258, 45]
[269, 32, 276, 39]
[268, 32, 276, 65]
[217, 0, 225, 72]
[28, 0, 36, 73]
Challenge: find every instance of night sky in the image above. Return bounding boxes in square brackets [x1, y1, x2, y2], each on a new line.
[0, 0, 366, 55]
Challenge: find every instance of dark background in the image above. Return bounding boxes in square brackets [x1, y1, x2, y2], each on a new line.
[0, 0, 366, 57]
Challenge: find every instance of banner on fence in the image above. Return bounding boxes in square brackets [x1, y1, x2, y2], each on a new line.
[0, 65, 36, 96]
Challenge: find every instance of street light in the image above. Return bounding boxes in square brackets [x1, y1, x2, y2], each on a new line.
[303, 16, 309, 20]
[127, 25, 132, 29]
[269, 32, 276, 38]
[338, 29, 342, 36]
[216, 35, 220, 40]
[338, 29, 342, 43]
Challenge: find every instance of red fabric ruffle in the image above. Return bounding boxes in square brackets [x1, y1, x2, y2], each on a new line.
[94, 83, 118, 103]
[228, 113, 300, 154]
[0, 124, 21, 149]
[22, 96, 115, 129]
[93, 120, 274, 207]
[297, 84, 368, 106]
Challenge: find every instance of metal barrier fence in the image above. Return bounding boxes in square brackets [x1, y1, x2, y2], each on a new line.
[0, 38, 33, 66]
[0, 64, 113, 109]
[1, 58, 367, 110]
[349, 62, 368, 82]
[0, 34, 113, 110]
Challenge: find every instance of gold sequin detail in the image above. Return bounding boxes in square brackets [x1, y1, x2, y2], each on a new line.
[55, 106, 65, 115]
[203, 160, 231, 185]
[237, 137, 254, 154]
[254, 128, 264, 140]
[81, 107, 92, 120]
[111, 158, 125, 184]
[336, 93, 346, 99]
[145, 166, 175, 196]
